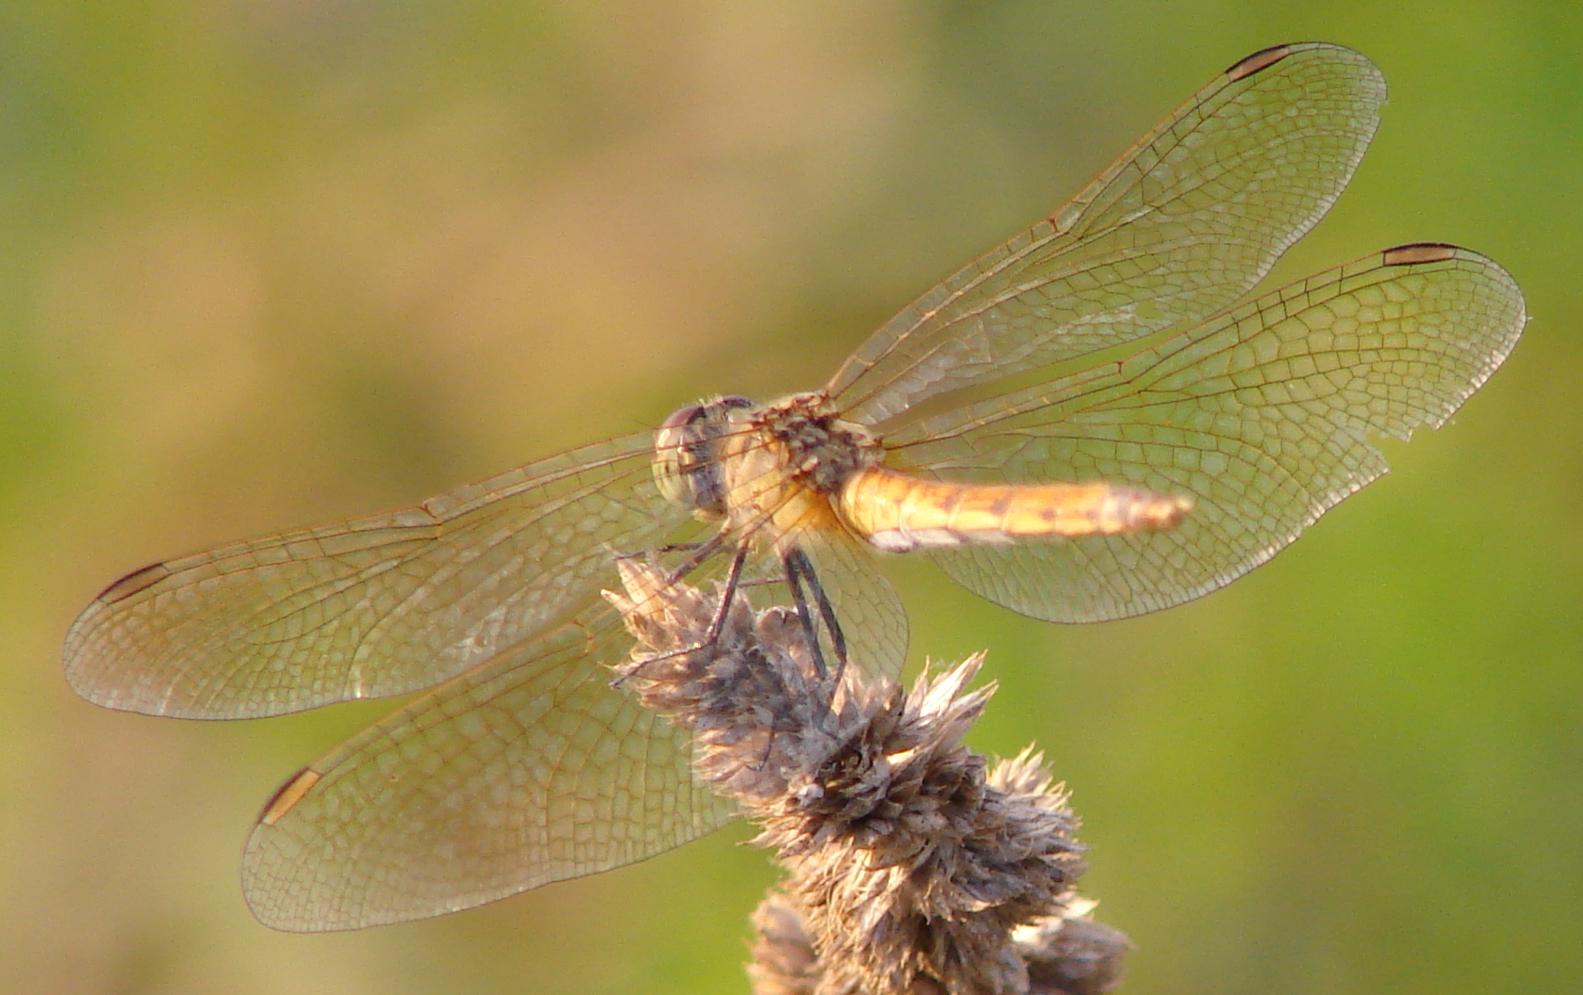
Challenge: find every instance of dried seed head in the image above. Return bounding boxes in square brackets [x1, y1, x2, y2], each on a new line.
[605, 558, 1128, 993]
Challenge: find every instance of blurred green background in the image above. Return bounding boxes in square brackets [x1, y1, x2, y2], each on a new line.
[4, 3, 1579, 993]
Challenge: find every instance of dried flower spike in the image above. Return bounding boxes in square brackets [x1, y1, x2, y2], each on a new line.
[604, 558, 1128, 994]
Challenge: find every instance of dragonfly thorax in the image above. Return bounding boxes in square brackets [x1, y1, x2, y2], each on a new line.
[745, 392, 883, 495]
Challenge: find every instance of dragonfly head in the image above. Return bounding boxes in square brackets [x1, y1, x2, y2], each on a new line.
[653, 395, 755, 516]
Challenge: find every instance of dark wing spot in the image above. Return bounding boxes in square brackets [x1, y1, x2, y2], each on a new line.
[1383, 243, 1458, 266]
[1225, 43, 1292, 80]
[96, 562, 171, 603]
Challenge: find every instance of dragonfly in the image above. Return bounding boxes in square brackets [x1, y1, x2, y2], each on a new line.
[63, 42, 1526, 931]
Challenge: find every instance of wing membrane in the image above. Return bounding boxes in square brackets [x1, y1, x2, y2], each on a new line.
[241, 602, 735, 930]
[887, 245, 1525, 621]
[828, 42, 1387, 425]
[63, 433, 701, 717]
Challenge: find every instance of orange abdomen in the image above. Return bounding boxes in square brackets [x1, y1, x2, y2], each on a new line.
[836, 467, 1191, 553]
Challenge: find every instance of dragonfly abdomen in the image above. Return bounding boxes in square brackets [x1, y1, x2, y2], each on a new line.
[837, 467, 1192, 554]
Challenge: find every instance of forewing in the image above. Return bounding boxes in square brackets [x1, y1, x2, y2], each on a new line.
[64, 433, 699, 717]
[887, 245, 1525, 621]
[242, 602, 735, 930]
[828, 43, 1387, 425]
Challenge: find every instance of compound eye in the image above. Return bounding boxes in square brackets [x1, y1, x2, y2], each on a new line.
[653, 403, 706, 511]
[659, 403, 705, 433]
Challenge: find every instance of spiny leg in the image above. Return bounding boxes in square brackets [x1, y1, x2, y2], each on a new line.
[610, 533, 746, 688]
[703, 542, 750, 644]
[662, 530, 729, 586]
[614, 539, 709, 560]
[782, 549, 827, 680]
[788, 546, 848, 687]
[782, 545, 849, 684]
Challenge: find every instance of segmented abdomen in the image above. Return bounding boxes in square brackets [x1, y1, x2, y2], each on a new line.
[836, 467, 1192, 553]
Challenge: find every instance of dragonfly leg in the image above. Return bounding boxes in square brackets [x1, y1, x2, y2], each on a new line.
[662, 530, 728, 586]
[610, 539, 748, 689]
[782, 550, 825, 680]
[614, 539, 708, 561]
[734, 573, 785, 589]
[802, 552, 848, 687]
[782, 546, 849, 684]
[702, 542, 749, 644]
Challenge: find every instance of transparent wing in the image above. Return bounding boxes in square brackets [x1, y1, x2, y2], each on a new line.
[827, 42, 1387, 425]
[241, 602, 735, 930]
[63, 433, 702, 718]
[886, 245, 1525, 621]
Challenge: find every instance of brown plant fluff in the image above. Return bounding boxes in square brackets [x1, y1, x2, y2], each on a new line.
[604, 558, 1128, 994]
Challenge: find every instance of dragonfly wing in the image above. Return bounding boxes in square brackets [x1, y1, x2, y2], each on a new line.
[828, 43, 1387, 425]
[887, 245, 1525, 621]
[64, 432, 702, 717]
[242, 602, 735, 930]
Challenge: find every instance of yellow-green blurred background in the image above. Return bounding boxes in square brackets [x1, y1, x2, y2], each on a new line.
[5, 3, 1579, 993]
